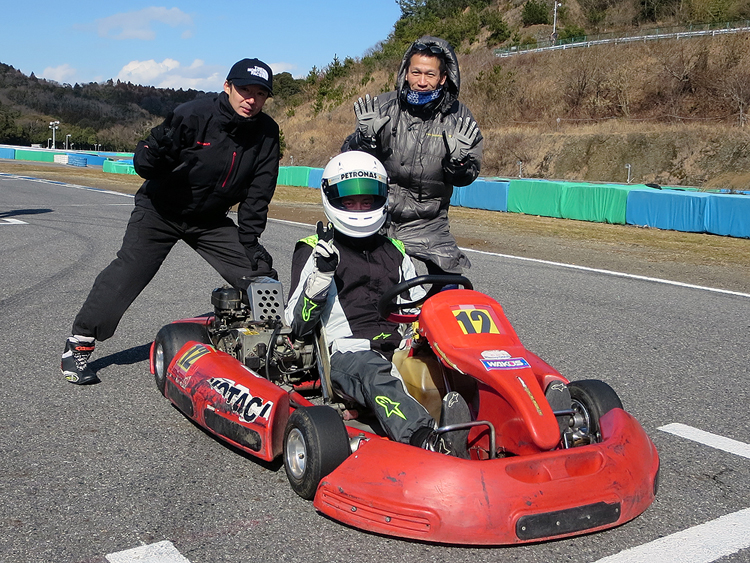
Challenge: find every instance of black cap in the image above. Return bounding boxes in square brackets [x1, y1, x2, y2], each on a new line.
[226, 58, 273, 95]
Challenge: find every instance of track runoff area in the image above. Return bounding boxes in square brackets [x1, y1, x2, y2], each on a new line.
[4, 174, 749, 562]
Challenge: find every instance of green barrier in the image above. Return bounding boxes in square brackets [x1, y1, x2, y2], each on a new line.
[14, 150, 63, 163]
[102, 160, 137, 175]
[278, 167, 291, 186]
[561, 182, 645, 224]
[507, 179, 564, 218]
[285, 166, 312, 187]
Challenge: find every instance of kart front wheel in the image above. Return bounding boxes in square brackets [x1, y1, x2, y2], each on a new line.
[568, 379, 623, 444]
[283, 406, 350, 500]
[153, 322, 210, 396]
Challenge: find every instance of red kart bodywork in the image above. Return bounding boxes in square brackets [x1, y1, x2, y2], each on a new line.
[151, 288, 659, 545]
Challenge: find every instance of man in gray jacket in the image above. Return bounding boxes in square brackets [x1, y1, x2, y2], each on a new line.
[342, 36, 483, 275]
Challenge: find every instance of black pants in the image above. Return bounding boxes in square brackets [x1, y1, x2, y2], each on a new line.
[330, 350, 434, 444]
[72, 202, 275, 341]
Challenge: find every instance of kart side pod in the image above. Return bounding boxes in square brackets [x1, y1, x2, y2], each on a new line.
[164, 341, 290, 461]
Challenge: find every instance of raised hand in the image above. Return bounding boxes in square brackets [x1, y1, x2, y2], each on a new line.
[354, 94, 391, 143]
[442, 117, 479, 163]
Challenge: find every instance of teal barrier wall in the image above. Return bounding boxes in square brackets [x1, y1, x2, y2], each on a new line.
[102, 159, 137, 175]
[508, 179, 564, 217]
[561, 182, 646, 224]
[15, 149, 64, 163]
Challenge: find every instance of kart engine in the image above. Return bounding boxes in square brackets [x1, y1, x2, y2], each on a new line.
[207, 278, 315, 382]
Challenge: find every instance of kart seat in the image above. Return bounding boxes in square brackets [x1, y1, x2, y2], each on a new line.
[392, 350, 446, 421]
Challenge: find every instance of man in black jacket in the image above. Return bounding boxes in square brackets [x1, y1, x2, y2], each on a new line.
[61, 58, 280, 385]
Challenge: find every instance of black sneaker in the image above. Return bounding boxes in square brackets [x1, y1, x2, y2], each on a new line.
[61, 337, 99, 385]
[433, 391, 471, 459]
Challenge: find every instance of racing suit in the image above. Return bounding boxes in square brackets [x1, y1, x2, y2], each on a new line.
[285, 230, 433, 443]
[342, 36, 483, 274]
[72, 91, 279, 341]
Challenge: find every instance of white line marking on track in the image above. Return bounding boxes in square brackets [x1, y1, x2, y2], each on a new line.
[7, 175, 746, 299]
[271, 217, 750, 298]
[465, 248, 750, 299]
[0, 218, 28, 225]
[106, 540, 191, 563]
[659, 423, 750, 460]
[592, 425, 750, 562]
[591, 508, 750, 563]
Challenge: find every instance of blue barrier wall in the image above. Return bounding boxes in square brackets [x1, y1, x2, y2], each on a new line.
[0, 147, 15, 159]
[307, 168, 324, 189]
[626, 189, 712, 233]
[705, 194, 750, 238]
[460, 179, 509, 212]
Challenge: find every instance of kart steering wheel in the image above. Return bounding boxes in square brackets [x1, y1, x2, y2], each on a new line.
[378, 274, 473, 323]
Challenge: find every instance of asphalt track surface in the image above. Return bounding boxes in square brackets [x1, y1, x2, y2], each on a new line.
[1, 175, 749, 563]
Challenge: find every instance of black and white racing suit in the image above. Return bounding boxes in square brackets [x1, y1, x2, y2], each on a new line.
[285, 230, 433, 443]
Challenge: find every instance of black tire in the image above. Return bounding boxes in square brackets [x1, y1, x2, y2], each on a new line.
[568, 379, 623, 443]
[283, 406, 350, 500]
[153, 322, 210, 396]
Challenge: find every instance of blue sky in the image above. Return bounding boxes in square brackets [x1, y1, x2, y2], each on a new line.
[1, 1, 403, 92]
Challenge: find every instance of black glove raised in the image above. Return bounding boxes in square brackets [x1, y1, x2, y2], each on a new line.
[314, 221, 339, 273]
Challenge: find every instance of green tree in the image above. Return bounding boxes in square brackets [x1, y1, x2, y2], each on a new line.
[522, 0, 551, 25]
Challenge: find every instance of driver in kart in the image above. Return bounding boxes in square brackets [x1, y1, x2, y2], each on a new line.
[285, 151, 470, 458]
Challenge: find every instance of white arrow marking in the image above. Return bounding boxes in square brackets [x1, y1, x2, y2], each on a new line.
[658, 423, 750, 460]
[106, 540, 191, 563]
[592, 425, 750, 562]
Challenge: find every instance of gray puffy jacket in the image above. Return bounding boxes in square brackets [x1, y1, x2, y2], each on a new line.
[342, 36, 483, 273]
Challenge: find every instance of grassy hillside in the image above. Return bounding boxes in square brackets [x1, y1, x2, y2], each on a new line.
[2, 0, 750, 188]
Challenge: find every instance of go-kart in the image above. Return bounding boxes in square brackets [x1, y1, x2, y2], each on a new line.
[150, 275, 659, 545]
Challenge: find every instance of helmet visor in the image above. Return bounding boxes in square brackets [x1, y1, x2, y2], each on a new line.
[324, 174, 388, 211]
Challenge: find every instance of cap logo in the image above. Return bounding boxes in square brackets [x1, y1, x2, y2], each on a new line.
[248, 66, 269, 80]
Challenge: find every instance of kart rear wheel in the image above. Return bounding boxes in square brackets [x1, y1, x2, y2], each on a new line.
[568, 379, 623, 444]
[283, 406, 350, 500]
[153, 322, 210, 396]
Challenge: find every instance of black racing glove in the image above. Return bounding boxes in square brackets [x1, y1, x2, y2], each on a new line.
[247, 242, 273, 271]
[148, 115, 180, 164]
[303, 222, 339, 300]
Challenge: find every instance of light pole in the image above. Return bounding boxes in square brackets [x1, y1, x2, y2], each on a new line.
[552, 1, 562, 41]
[625, 163, 632, 184]
[65, 134, 71, 150]
[49, 120, 60, 150]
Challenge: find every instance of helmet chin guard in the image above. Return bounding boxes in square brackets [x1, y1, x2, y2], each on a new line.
[321, 151, 388, 238]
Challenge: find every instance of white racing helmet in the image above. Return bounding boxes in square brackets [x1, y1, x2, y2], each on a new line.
[321, 151, 388, 238]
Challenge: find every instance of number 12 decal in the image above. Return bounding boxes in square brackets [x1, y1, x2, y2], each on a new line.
[453, 307, 501, 335]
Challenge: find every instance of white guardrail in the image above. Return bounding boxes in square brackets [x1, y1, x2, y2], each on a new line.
[495, 22, 750, 58]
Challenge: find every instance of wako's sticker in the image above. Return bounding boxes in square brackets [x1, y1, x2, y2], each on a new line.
[481, 357, 530, 371]
[452, 305, 502, 335]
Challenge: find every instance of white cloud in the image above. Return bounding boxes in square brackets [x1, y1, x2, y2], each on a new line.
[269, 62, 297, 74]
[95, 7, 193, 40]
[115, 58, 225, 91]
[41, 64, 77, 84]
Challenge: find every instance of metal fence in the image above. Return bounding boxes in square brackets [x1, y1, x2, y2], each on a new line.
[495, 20, 750, 58]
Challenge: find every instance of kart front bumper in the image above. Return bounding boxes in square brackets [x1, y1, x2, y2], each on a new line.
[314, 408, 659, 545]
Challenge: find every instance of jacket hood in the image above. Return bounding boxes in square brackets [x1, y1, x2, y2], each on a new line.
[396, 36, 460, 115]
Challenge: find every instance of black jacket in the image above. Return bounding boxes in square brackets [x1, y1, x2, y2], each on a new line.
[285, 231, 423, 360]
[133, 92, 279, 249]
